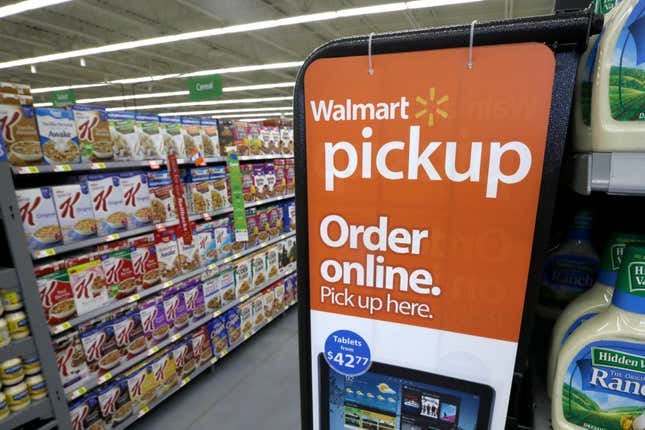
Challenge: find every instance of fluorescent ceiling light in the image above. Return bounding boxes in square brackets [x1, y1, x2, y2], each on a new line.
[30, 61, 302, 94]
[223, 82, 294, 92]
[0, 1, 481, 70]
[159, 106, 293, 117]
[215, 112, 292, 119]
[106, 96, 292, 112]
[0, 0, 71, 19]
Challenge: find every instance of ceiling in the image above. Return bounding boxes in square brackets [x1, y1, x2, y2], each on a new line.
[0, 0, 555, 115]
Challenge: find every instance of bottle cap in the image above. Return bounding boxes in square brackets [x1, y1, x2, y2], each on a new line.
[611, 244, 645, 313]
[597, 233, 645, 286]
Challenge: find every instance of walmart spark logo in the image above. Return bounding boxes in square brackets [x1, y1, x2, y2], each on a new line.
[415, 88, 448, 127]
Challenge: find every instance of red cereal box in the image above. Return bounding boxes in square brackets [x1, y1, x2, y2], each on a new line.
[67, 255, 110, 315]
[100, 247, 140, 300]
[36, 261, 77, 326]
[128, 234, 160, 289]
[190, 327, 212, 367]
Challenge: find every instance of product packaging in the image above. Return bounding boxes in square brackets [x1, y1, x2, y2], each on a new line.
[35, 107, 81, 165]
[16, 187, 63, 250]
[73, 105, 113, 162]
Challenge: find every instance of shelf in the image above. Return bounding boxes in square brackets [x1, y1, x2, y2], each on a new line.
[11, 155, 294, 176]
[113, 301, 297, 430]
[31, 193, 295, 260]
[50, 231, 295, 335]
[571, 152, 645, 196]
[0, 337, 37, 362]
[65, 267, 296, 401]
[0, 398, 54, 430]
[0, 267, 18, 290]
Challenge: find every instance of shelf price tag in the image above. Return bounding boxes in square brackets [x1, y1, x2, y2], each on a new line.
[90, 162, 106, 169]
[71, 386, 87, 399]
[210, 357, 217, 364]
[104, 233, 120, 241]
[34, 248, 56, 259]
[97, 372, 112, 384]
[245, 333, 251, 340]
[207, 263, 217, 271]
[148, 160, 161, 170]
[221, 349, 228, 357]
[138, 405, 149, 417]
[202, 213, 212, 221]
[128, 293, 141, 303]
[212, 310, 221, 318]
[155, 223, 167, 232]
[148, 346, 159, 355]
[53, 321, 72, 334]
[171, 333, 181, 342]
[182, 376, 191, 385]
[17, 166, 39, 174]
[240, 295, 249, 302]
[163, 280, 173, 288]
[53, 164, 72, 172]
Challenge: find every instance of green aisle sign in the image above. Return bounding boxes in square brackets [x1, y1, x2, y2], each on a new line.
[188, 75, 222, 101]
[227, 154, 248, 242]
[50, 89, 76, 107]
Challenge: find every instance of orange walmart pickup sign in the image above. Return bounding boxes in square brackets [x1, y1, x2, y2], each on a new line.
[304, 43, 556, 430]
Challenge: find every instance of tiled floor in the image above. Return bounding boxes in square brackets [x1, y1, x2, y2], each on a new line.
[131, 308, 300, 430]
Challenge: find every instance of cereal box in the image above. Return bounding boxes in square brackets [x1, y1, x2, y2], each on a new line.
[217, 120, 235, 155]
[283, 200, 296, 232]
[200, 118, 220, 158]
[120, 171, 152, 229]
[274, 158, 286, 196]
[139, 297, 169, 346]
[100, 247, 140, 300]
[35, 107, 80, 165]
[280, 236, 296, 273]
[191, 327, 212, 366]
[286, 157, 295, 193]
[251, 251, 267, 288]
[135, 113, 164, 159]
[172, 340, 194, 378]
[0, 93, 42, 165]
[274, 281, 285, 311]
[247, 123, 262, 155]
[217, 267, 235, 306]
[154, 229, 180, 282]
[80, 321, 121, 377]
[270, 127, 281, 155]
[246, 207, 258, 246]
[163, 288, 188, 334]
[212, 217, 233, 259]
[52, 182, 97, 244]
[128, 234, 160, 289]
[209, 166, 229, 210]
[181, 117, 203, 160]
[259, 126, 279, 155]
[53, 330, 89, 388]
[160, 116, 184, 158]
[284, 273, 297, 305]
[263, 286, 275, 319]
[149, 356, 167, 393]
[268, 205, 283, 238]
[240, 163, 254, 203]
[239, 301, 253, 338]
[98, 378, 132, 428]
[177, 225, 200, 272]
[234, 257, 252, 298]
[148, 170, 176, 224]
[125, 364, 156, 409]
[74, 105, 113, 162]
[70, 394, 104, 430]
[265, 245, 280, 280]
[232, 121, 249, 156]
[112, 311, 146, 359]
[202, 276, 221, 314]
[195, 223, 215, 264]
[252, 293, 265, 328]
[256, 207, 270, 242]
[67, 257, 110, 314]
[264, 163, 278, 198]
[86, 174, 128, 236]
[224, 307, 241, 347]
[208, 316, 228, 358]
[16, 187, 62, 250]
[108, 111, 137, 161]
[280, 121, 293, 155]
[186, 167, 211, 215]
[156, 351, 179, 391]
[252, 163, 267, 200]
[181, 279, 205, 322]
[36, 262, 77, 326]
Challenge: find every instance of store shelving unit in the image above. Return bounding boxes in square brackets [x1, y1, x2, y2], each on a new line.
[571, 152, 645, 196]
[0, 153, 296, 429]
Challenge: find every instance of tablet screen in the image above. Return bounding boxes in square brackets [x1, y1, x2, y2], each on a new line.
[327, 368, 483, 430]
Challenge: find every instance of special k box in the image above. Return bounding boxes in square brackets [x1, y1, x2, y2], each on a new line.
[73, 105, 113, 162]
[16, 187, 62, 250]
[86, 174, 128, 236]
[36, 261, 77, 326]
[0, 93, 42, 166]
[119, 171, 152, 229]
[302, 43, 557, 429]
[52, 182, 97, 244]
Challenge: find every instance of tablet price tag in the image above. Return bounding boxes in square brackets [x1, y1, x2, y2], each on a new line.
[324, 330, 371, 377]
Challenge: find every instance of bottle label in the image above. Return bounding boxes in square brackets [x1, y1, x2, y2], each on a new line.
[610, 1, 645, 121]
[563, 340, 645, 429]
[541, 254, 598, 305]
[595, 0, 619, 14]
[561, 312, 598, 347]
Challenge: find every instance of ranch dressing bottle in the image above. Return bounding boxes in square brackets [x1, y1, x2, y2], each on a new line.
[540, 210, 600, 310]
[590, 0, 645, 151]
[547, 232, 645, 397]
[552, 244, 645, 430]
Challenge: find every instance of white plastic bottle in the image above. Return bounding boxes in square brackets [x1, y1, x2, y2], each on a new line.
[590, 0, 645, 151]
[547, 232, 645, 397]
[552, 244, 645, 429]
[540, 210, 600, 311]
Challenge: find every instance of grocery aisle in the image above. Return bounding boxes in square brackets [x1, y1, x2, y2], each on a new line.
[130, 308, 300, 430]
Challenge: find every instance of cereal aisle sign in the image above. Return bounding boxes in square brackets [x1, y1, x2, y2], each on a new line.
[298, 42, 557, 430]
